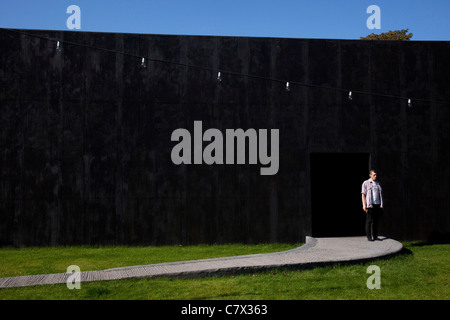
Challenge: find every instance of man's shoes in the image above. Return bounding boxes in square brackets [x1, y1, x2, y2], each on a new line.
[368, 238, 374, 242]
[373, 237, 381, 241]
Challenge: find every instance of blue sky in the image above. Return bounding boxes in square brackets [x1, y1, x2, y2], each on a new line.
[0, 0, 449, 40]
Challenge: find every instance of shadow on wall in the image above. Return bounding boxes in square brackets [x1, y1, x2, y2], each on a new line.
[407, 231, 450, 246]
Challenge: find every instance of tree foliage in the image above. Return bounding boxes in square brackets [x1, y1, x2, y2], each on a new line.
[361, 29, 413, 41]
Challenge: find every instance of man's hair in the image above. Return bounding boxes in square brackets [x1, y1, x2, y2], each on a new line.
[369, 169, 377, 175]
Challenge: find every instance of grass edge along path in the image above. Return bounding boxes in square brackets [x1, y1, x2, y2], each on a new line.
[0, 242, 448, 300]
[0, 243, 300, 278]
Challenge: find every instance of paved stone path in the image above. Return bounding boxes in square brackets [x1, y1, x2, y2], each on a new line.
[0, 236, 403, 288]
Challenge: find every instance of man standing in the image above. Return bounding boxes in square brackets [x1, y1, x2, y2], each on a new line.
[361, 170, 383, 241]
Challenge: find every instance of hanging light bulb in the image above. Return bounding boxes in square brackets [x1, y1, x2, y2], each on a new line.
[348, 91, 353, 100]
[140, 57, 147, 68]
[408, 98, 412, 108]
[56, 41, 62, 52]
[217, 71, 222, 82]
[285, 82, 290, 92]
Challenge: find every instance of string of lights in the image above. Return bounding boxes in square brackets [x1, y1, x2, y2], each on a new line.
[1, 27, 449, 107]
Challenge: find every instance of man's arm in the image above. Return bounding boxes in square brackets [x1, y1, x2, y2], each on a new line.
[362, 193, 368, 212]
[379, 185, 384, 209]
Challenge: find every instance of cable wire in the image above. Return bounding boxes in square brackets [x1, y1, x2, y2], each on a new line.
[1, 28, 448, 106]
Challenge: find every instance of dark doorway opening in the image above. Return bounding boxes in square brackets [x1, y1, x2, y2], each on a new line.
[310, 153, 370, 237]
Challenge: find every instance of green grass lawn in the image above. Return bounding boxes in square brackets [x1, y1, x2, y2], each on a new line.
[0, 242, 448, 300]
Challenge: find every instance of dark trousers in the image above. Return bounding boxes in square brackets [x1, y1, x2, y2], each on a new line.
[366, 204, 381, 239]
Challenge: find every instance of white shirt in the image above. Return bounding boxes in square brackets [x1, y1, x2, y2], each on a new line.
[371, 180, 381, 205]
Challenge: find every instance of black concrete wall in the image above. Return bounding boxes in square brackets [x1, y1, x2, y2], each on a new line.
[0, 29, 449, 246]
